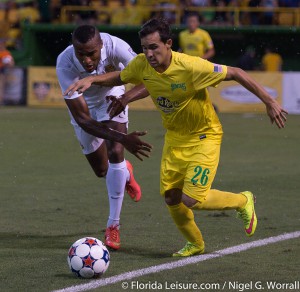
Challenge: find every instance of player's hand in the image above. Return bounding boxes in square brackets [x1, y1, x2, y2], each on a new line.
[106, 95, 128, 119]
[266, 100, 288, 129]
[64, 76, 94, 96]
[121, 131, 152, 161]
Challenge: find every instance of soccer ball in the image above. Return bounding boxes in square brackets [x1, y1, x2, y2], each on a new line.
[67, 237, 110, 278]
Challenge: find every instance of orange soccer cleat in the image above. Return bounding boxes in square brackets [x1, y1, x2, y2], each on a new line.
[105, 225, 120, 250]
[125, 160, 142, 202]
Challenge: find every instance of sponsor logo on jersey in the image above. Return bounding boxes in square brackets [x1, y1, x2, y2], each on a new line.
[171, 82, 186, 92]
[156, 96, 179, 113]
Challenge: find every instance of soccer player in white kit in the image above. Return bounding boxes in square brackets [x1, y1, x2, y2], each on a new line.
[56, 25, 151, 250]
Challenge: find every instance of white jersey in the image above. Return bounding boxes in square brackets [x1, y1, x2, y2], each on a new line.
[56, 32, 137, 109]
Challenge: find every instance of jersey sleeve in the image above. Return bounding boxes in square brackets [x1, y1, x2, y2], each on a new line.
[120, 55, 143, 85]
[56, 67, 82, 99]
[192, 58, 227, 91]
[112, 36, 137, 67]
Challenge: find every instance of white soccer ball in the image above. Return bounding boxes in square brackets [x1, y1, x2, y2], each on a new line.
[67, 237, 110, 278]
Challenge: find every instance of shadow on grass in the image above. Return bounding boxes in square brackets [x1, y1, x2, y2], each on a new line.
[54, 273, 77, 279]
[0, 232, 172, 258]
[0, 232, 94, 249]
[109, 245, 171, 259]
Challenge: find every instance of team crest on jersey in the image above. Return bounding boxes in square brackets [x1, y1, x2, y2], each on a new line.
[104, 64, 116, 72]
[171, 82, 186, 92]
[156, 96, 179, 113]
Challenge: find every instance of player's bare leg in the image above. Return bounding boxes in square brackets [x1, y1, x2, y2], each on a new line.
[85, 142, 109, 178]
[84, 131, 125, 250]
[103, 120, 141, 250]
[85, 142, 121, 249]
[84, 120, 142, 250]
[104, 120, 141, 202]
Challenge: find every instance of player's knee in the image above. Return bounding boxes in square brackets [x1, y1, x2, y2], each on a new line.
[107, 146, 124, 161]
[165, 196, 176, 205]
[94, 168, 107, 178]
[164, 191, 182, 205]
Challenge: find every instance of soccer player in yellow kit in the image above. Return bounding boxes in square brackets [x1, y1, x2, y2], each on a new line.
[65, 18, 288, 257]
[262, 47, 283, 72]
[179, 13, 215, 60]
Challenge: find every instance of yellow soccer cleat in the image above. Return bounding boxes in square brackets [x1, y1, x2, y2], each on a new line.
[237, 191, 257, 237]
[172, 241, 205, 257]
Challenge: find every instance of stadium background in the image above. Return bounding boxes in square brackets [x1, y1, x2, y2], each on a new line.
[1, 0, 300, 113]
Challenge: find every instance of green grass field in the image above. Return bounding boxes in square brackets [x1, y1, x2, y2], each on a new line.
[0, 108, 299, 292]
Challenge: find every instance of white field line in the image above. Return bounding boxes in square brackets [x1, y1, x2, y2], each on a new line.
[53, 231, 300, 292]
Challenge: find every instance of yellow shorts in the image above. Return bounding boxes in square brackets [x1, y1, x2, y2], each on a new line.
[160, 138, 221, 201]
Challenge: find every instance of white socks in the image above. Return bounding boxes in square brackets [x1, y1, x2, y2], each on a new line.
[106, 160, 130, 228]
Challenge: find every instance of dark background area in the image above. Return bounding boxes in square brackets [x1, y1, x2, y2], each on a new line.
[12, 24, 300, 71]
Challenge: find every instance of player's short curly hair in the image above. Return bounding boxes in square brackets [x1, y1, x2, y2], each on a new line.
[138, 18, 172, 43]
[72, 25, 99, 44]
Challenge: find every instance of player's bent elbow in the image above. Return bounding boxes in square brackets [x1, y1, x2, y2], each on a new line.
[226, 66, 244, 81]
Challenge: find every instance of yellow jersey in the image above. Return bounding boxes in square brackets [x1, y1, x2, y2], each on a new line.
[120, 51, 227, 147]
[179, 28, 214, 57]
[262, 53, 282, 71]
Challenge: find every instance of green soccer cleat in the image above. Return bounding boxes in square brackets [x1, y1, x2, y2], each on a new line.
[172, 241, 205, 257]
[237, 191, 257, 237]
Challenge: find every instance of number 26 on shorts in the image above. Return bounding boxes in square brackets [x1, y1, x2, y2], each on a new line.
[191, 166, 210, 186]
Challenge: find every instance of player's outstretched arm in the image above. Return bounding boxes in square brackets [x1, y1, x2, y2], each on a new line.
[65, 96, 152, 160]
[225, 66, 288, 128]
[106, 84, 150, 119]
[64, 71, 123, 96]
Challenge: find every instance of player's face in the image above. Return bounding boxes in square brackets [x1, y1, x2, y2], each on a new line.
[141, 31, 172, 73]
[187, 16, 199, 33]
[74, 35, 102, 73]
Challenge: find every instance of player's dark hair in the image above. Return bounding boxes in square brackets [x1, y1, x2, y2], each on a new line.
[186, 12, 200, 20]
[72, 25, 99, 44]
[138, 18, 172, 43]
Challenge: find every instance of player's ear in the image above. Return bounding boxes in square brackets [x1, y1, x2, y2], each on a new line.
[166, 39, 172, 49]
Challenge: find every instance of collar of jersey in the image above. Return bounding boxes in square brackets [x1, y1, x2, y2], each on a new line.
[153, 50, 174, 76]
[99, 43, 107, 64]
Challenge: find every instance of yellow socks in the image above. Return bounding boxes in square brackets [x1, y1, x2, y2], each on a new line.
[166, 190, 248, 248]
[167, 202, 204, 247]
[191, 189, 247, 210]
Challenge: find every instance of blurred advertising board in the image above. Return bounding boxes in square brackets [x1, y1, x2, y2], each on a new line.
[1, 67, 25, 105]
[27, 66, 65, 107]
[210, 72, 282, 113]
[282, 72, 300, 114]
[27, 67, 299, 114]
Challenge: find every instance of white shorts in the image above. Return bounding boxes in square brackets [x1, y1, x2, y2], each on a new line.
[71, 102, 128, 155]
